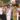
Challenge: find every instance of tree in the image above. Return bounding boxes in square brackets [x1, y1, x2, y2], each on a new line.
[1, 0, 10, 3]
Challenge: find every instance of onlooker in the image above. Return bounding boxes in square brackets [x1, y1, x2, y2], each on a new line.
[6, 5, 13, 20]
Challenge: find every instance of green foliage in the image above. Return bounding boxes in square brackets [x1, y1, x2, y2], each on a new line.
[1, 0, 10, 3]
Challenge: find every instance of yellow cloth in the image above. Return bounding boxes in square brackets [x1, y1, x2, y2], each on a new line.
[13, 7, 17, 20]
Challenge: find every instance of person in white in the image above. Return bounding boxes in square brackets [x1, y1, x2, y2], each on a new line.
[0, 7, 3, 15]
[6, 7, 13, 20]
[16, 8, 20, 20]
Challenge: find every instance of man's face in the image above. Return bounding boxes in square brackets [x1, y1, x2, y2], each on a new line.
[5, 6, 7, 9]
[4, 6, 8, 11]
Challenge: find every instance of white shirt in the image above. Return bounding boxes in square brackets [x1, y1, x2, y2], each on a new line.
[6, 7, 13, 20]
[16, 8, 20, 20]
[0, 8, 3, 15]
[17, 8, 20, 11]
[6, 7, 12, 16]
[7, 9, 11, 16]
[17, 12, 19, 20]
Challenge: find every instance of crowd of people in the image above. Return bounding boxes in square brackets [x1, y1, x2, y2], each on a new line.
[0, 3, 20, 20]
[0, 4, 13, 20]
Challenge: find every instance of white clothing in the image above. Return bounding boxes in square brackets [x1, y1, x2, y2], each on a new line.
[6, 7, 12, 20]
[7, 9, 11, 16]
[16, 8, 20, 20]
[0, 8, 3, 15]
[17, 8, 20, 11]
[17, 12, 19, 20]
[6, 7, 12, 16]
